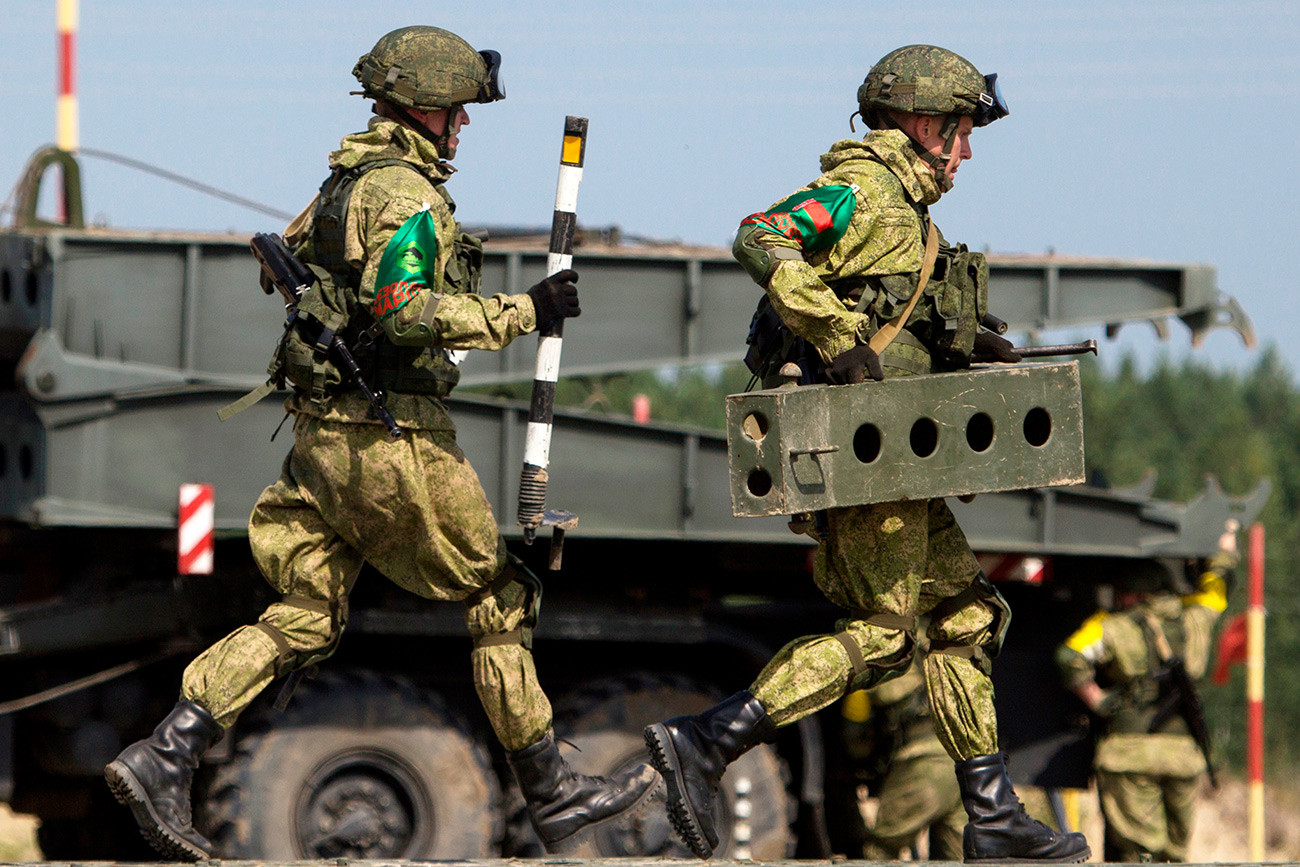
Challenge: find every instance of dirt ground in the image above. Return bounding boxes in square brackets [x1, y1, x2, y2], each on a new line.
[0, 777, 1296, 862]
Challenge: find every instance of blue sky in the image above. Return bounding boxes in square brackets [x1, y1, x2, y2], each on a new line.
[2, 0, 1297, 374]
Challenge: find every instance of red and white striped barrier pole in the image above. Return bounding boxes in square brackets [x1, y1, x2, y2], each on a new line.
[517, 117, 586, 567]
[1247, 521, 1266, 860]
[178, 484, 214, 575]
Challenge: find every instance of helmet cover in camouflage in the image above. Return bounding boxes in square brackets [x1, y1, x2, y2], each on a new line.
[353, 26, 504, 111]
[858, 45, 1005, 127]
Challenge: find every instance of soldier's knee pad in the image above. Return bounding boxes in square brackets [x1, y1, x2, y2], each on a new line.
[468, 555, 543, 651]
[838, 612, 918, 691]
[254, 593, 348, 676]
[926, 574, 1011, 674]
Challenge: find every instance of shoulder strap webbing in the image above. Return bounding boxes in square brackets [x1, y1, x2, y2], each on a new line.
[865, 219, 940, 355]
[311, 158, 433, 281]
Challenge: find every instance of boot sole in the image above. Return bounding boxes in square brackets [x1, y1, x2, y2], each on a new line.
[966, 844, 1093, 864]
[104, 760, 210, 862]
[644, 723, 713, 859]
[540, 766, 663, 852]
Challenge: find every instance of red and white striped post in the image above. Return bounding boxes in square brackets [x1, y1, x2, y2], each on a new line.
[56, 0, 78, 224]
[1247, 521, 1266, 860]
[56, 0, 78, 152]
[178, 484, 214, 575]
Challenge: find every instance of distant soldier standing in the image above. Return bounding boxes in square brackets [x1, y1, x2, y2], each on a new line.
[104, 25, 657, 861]
[841, 658, 966, 860]
[1057, 524, 1238, 862]
[644, 45, 1090, 863]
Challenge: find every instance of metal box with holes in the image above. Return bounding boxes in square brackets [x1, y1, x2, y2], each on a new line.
[726, 361, 1085, 517]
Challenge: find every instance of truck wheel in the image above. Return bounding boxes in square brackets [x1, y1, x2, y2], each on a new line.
[199, 669, 499, 859]
[551, 672, 795, 859]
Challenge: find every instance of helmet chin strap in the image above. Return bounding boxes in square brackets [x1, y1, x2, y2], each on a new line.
[389, 103, 455, 158]
[908, 114, 962, 192]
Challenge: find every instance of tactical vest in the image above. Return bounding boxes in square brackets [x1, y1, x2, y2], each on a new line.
[271, 158, 484, 405]
[1108, 608, 1192, 737]
[743, 205, 988, 386]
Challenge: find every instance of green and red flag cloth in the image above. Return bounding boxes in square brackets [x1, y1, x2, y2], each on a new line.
[740, 183, 857, 251]
[373, 208, 439, 319]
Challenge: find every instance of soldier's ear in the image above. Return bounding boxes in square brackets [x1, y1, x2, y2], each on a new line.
[914, 115, 938, 143]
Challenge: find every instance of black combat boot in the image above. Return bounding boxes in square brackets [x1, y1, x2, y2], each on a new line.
[104, 700, 224, 861]
[643, 690, 777, 859]
[955, 752, 1091, 863]
[507, 729, 661, 850]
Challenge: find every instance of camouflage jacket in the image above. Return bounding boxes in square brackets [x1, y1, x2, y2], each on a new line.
[736, 129, 983, 373]
[1056, 552, 1235, 774]
[281, 117, 536, 430]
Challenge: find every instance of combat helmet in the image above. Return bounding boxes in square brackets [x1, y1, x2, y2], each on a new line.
[352, 25, 504, 111]
[857, 45, 1005, 129]
[853, 45, 1007, 191]
[1113, 558, 1188, 597]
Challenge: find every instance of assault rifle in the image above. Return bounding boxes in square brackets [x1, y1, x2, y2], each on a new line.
[1149, 655, 1219, 788]
[250, 232, 403, 440]
[972, 313, 1099, 363]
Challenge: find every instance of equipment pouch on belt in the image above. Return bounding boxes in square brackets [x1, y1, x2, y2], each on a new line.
[446, 230, 484, 295]
[272, 264, 351, 405]
[926, 242, 988, 367]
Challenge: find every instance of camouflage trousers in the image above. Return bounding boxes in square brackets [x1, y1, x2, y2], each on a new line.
[863, 736, 965, 860]
[750, 498, 1002, 759]
[1094, 733, 1205, 861]
[181, 414, 553, 751]
[1096, 769, 1198, 861]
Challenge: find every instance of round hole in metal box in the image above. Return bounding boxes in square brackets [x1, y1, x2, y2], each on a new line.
[853, 423, 882, 463]
[742, 411, 769, 442]
[910, 417, 939, 458]
[966, 412, 994, 453]
[746, 468, 773, 497]
[1023, 407, 1052, 447]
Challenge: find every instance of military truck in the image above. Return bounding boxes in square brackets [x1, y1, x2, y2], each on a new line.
[0, 149, 1267, 859]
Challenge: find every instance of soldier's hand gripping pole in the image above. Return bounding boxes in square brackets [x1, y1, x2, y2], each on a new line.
[517, 117, 587, 566]
[249, 233, 402, 440]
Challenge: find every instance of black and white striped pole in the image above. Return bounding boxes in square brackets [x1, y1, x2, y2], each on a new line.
[518, 116, 586, 567]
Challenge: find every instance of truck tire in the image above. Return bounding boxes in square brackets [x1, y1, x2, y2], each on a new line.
[550, 672, 795, 859]
[198, 669, 500, 859]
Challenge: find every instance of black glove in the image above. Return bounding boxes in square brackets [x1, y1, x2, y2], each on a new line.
[973, 330, 1022, 362]
[527, 269, 581, 327]
[825, 342, 884, 384]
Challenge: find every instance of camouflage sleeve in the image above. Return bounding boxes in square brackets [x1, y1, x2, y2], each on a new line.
[1183, 550, 1235, 615]
[734, 184, 875, 362]
[352, 185, 536, 351]
[432, 291, 537, 351]
[1055, 611, 1111, 689]
[1181, 552, 1236, 677]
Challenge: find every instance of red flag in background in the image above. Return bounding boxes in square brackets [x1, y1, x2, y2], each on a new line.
[1212, 612, 1249, 685]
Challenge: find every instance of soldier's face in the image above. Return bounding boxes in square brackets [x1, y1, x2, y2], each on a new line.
[410, 105, 471, 158]
[916, 115, 974, 182]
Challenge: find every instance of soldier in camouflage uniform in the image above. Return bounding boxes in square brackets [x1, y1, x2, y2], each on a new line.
[841, 658, 965, 860]
[1057, 524, 1238, 862]
[104, 26, 657, 862]
[644, 45, 1089, 863]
